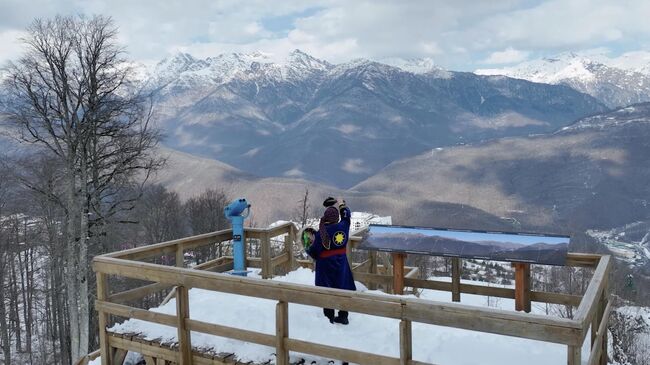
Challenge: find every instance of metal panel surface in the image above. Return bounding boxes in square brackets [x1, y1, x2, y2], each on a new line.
[357, 225, 569, 265]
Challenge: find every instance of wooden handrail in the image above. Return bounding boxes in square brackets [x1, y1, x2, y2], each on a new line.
[90, 223, 611, 365]
[586, 300, 612, 365]
[575, 255, 611, 330]
[93, 255, 583, 345]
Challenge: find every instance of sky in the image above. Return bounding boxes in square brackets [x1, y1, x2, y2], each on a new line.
[1, 0, 650, 71]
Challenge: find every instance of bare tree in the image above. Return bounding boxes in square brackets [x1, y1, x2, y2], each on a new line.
[186, 189, 228, 235]
[137, 185, 186, 244]
[2, 15, 161, 362]
[297, 187, 310, 228]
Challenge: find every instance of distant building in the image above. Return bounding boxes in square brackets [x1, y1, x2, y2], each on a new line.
[351, 212, 392, 232]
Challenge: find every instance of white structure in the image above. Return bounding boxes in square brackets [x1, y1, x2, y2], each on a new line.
[351, 211, 392, 231]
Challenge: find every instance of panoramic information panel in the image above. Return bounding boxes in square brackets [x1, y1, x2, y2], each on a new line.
[357, 224, 570, 266]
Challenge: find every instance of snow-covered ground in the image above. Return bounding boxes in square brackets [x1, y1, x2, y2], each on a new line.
[95, 268, 591, 365]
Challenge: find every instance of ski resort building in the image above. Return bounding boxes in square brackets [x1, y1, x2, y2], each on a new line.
[79, 222, 612, 365]
[350, 211, 392, 231]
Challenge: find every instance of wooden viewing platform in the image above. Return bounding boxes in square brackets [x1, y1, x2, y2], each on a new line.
[80, 222, 612, 365]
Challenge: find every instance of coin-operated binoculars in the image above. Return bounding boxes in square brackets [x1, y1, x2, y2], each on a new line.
[224, 198, 251, 276]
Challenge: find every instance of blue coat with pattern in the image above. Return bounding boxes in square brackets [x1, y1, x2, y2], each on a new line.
[307, 207, 357, 291]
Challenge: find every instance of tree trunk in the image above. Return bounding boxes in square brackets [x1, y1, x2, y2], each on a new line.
[10, 252, 22, 352]
[77, 157, 90, 360]
[65, 168, 81, 363]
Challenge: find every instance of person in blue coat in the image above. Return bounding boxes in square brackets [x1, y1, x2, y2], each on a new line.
[307, 197, 356, 324]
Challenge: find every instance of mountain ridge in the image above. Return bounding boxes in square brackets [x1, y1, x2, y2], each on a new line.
[141, 49, 607, 188]
[476, 52, 650, 108]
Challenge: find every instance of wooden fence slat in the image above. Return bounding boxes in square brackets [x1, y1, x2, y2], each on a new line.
[108, 335, 179, 363]
[586, 300, 612, 365]
[283, 233, 294, 273]
[113, 349, 127, 365]
[575, 256, 611, 329]
[261, 232, 272, 279]
[270, 252, 290, 269]
[108, 282, 174, 304]
[565, 253, 602, 268]
[403, 300, 583, 345]
[404, 278, 452, 292]
[285, 338, 400, 365]
[193, 257, 232, 271]
[451, 258, 461, 302]
[106, 230, 232, 261]
[276, 301, 289, 365]
[369, 250, 378, 290]
[97, 273, 112, 365]
[176, 244, 184, 268]
[96, 301, 178, 327]
[186, 319, 276, 347]
[400, 319, 412, 365]
[176, 286, 192, 365]
[404, 267, 419, 279]
[568, 345, 581, 365]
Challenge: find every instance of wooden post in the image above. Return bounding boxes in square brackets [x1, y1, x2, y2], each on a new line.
[591, 290, 604, 351]
[392, 253, 406, 295]
[261, 232, 272, 279]
[451, 257, 461, 302]
[368, 251, 378, 290]
[112, 349, 127, 365]
[513, 263, 531, 313]
[600, 280, 609, 365]
[399, 319, 412, 365]
[97, 272, 112, 365]
[567, 345, 581, 365]
[176, 286, 192, 365]
[276, 301, 289, 365]
[284, 233, 293, 274]
[176, 244, 184, 268]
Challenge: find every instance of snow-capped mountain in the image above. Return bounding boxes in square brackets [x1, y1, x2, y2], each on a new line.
[135, 49, 606, 187]
[380, 56, 450, 77]
[476, 52, 650, 108]
[145, 49, 333, 92]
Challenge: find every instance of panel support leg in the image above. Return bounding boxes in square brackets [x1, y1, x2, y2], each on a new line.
[513, 263, 531, 313]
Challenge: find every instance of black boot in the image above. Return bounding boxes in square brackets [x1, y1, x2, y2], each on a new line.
[323, 308, 335, 323]
[333, 310, 349, 325]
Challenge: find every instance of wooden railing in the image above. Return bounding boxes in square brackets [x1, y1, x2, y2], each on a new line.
[89, 223, 612, 365]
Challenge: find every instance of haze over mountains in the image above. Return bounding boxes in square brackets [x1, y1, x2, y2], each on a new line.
[141, 49, 607, 187]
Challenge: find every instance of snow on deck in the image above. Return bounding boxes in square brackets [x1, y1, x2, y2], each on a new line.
[106, 268, 590, 365]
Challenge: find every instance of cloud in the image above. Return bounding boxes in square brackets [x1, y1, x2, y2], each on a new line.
[0, 0, 650, 70]
[283, 168, 305, 177]
[342, 158, 371, 174]
[333, 124, 361, 134]
[483, 47, 529, 64]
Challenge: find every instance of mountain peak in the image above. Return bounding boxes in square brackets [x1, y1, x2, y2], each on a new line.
[285, 49, 332, 73]
[380, 56, 444, 75]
